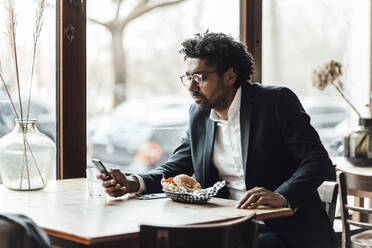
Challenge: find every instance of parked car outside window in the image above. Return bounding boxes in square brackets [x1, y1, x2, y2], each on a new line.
[88, 96, 191, 173]
[0, 100, 55, 141]
[300, 96, 349, 156]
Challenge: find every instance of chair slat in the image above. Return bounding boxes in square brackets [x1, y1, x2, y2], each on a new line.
[346, 220, 372, 229]
[345, 204, 372, 214]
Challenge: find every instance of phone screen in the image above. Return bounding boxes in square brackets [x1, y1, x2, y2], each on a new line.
[91, 159, 112, 179]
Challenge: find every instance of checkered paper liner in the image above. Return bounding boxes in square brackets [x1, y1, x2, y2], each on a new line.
[161, 179, 226, 204]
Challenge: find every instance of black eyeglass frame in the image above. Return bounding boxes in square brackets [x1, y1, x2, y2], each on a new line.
[180, 70, 218, 88]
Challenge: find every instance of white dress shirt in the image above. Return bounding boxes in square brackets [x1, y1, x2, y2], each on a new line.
[209, 87, 246, 200]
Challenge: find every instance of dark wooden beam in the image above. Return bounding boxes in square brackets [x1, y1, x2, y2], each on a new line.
[240, 0, 262, 83]
[57, 0, 86, 179]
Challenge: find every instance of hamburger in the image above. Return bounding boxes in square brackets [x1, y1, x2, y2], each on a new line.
[163, 174, 202, 193]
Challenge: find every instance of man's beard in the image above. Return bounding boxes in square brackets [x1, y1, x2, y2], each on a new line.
[191, 91, 228, 111]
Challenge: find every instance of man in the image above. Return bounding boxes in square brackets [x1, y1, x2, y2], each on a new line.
[100, 32, 337, 248]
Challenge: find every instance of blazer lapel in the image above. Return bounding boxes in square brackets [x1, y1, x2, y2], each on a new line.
[203, 116, 216, 186]
[240, 83, 255, 175]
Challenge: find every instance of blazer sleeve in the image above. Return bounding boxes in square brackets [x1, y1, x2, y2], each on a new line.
[138, 127, 194, 194]
[273, 87, 334, 207]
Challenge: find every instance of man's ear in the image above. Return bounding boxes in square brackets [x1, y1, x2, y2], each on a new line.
[225, 68, 237, 86]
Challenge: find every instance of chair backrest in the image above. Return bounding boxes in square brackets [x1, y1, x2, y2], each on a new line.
[140, 213, 256, 248]
[0, 214, 51, 248]
[337, 171, 372, 248]
[317, 181, 339, 226]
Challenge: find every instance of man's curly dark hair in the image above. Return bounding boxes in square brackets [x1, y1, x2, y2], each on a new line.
[179, 32, 254, 88]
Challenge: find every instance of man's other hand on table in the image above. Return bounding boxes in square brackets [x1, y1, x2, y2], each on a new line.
[237, 187, 288, 209]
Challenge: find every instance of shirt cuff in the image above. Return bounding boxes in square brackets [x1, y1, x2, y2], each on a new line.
[132, 174, 147, 193]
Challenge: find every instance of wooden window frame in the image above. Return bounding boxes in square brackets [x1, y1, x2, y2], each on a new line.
[57, 0, 86, 179]
[240, 0, 262, 83]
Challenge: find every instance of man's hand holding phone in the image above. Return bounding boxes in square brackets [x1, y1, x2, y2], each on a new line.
[98, 169, 140, 197]
[92, 159, 141, 197]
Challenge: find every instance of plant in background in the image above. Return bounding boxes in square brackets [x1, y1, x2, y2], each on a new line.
[0, 0, 48, 190]
[312, 60, 372, 161]
[311, 60, 362, 119]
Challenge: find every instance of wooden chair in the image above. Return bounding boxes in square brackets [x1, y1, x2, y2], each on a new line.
[337, 171, 372, 248]
[318, 180, 352, 247]
[140, 213, 257, 248]
[0, 214, 51, 248]
[318, 181, 339, 226]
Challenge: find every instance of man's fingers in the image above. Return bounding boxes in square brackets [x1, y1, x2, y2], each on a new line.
[240, 192, 266, 209]
[107, 186, 128, 197]
[102, 179, 117, 187]
[97, 173, 109, 180]
[105, 184, 120, 193]
[110, 169, 128, 186]
[237, 187, 260, 208]
[237, 187, 268, 208]
[249, 196, 269, 209]
[237, 198, 246, 209]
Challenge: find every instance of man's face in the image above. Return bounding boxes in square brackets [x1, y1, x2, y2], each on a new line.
[186, 58, 230, 111]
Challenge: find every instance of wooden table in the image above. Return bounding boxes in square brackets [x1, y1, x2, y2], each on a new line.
[332, 156, 372, 177]
[332, 156, 372, 221]
[0, 178, 293, 248]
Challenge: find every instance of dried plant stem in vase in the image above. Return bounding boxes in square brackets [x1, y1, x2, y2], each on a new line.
[0, 0, 55, 190]
[312, 60, 362, 118]
[312, 60, 372, 164]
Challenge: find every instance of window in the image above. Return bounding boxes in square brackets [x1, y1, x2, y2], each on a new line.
[87, 0, 240, 173]
[262, 0, 371, 156]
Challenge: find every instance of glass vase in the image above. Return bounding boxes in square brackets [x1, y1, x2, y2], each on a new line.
[0, 119, 55, 190]
[344, 118, 372, 166]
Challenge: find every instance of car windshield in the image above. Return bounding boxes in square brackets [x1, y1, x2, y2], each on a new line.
[108, 121, 153, 149]
[112, 97, 190, 124]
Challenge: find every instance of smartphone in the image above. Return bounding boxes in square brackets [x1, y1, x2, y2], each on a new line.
[136, 193, 167, 200]
[91, 159, 113, 179]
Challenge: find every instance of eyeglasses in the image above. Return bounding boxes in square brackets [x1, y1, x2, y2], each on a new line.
[180, 70, 218, 88]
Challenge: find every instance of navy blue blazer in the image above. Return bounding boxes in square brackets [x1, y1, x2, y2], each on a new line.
[139, 83, 338, 248]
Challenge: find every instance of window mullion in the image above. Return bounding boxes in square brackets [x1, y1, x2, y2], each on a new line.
[57, 0, 86, 179]
[240, 0, 262, 83]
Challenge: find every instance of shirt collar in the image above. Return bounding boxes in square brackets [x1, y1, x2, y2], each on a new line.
[210, 86, 242, 123]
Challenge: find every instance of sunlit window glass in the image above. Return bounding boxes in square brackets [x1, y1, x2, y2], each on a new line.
[262, 0, 371, 156]
[87, 0, 239, 173]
